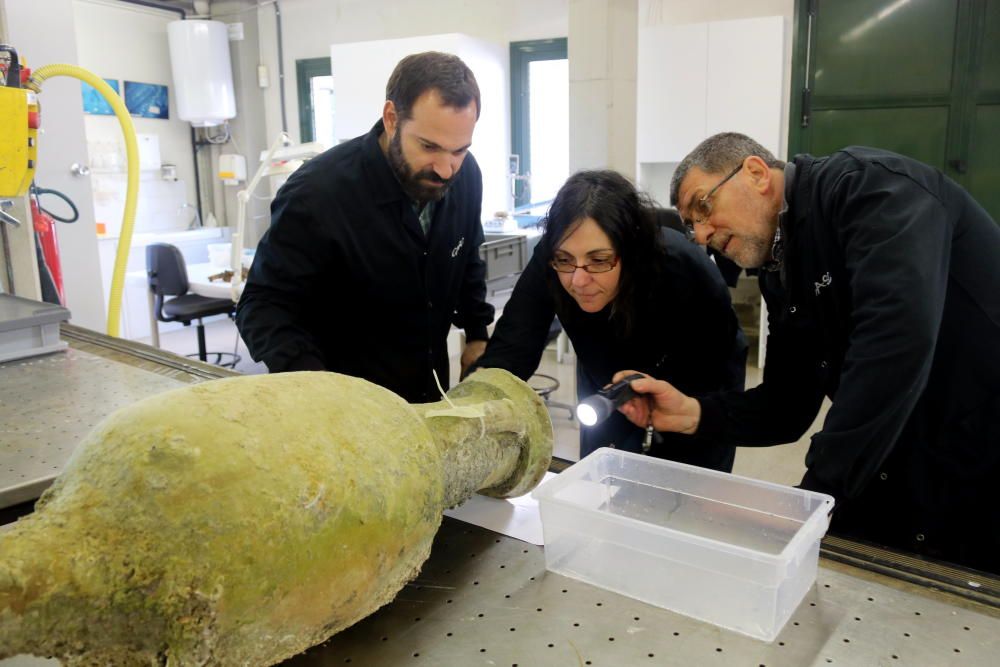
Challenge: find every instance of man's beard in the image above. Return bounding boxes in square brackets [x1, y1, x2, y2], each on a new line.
[711, 200, 780, 269]
[714, 233, 773, 269]
[387, 130, 455, 204]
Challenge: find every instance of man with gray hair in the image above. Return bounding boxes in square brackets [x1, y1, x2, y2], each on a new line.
[238, 52, 494, 403]
[613, 132, 1000, 571]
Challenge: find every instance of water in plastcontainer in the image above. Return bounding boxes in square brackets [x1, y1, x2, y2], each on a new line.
[560, 475, 804, 555]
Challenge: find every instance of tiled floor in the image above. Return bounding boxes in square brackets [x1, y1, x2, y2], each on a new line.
[146, 318, 826, 487]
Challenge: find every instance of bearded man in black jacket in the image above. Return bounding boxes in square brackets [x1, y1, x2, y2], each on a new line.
[237, 52, 494, 403]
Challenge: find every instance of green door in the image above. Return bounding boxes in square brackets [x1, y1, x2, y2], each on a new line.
[789, 0, 1000, 221]
[967, 1, 1000, 219]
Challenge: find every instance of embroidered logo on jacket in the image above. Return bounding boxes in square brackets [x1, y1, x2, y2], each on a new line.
[451, 237, 465, 258]
[814, 272, 832, 296]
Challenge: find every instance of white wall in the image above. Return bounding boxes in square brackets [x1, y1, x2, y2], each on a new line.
[246, 0, 568, 231]
[568, 0, 638, 177]
[267, 0, 569, 143]
[199, 0, 270, 247]
[5, 0, 107, 331]
[258, 0, 793, 220]
[8, 0, 796, 251]
[330, 34, 508, 217]
[73, 0, 199, 235]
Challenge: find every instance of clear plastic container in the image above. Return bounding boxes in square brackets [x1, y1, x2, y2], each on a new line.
[532, 448, 834, 641]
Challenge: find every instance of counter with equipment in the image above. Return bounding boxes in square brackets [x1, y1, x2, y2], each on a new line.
[0, 326, 996, 666]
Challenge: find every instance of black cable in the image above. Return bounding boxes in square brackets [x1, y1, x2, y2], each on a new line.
[192, 126, 204, 225]
[31, 184, 79, 223]
[117, 0, 185, 19]
[275, 0, 288, 132]
[34, 232, 62, 305]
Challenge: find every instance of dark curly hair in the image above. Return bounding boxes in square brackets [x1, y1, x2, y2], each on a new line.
[539, 170, 665, 338]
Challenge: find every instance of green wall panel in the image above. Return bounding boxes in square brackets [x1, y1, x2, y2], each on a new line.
[967, 105, 1000, 221]
[808, 107, 950, 169]
[812, 0, 959, 98]
[979, 1, 1000, 93]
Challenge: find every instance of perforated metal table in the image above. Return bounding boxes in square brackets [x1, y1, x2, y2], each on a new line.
[0, 324, 236, 509]
[283, 517, 998, 667]
[0, 325, 996, 667]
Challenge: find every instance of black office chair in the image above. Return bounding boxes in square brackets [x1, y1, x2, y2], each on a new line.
[529, 318, 575, 420]
[146, 243, 241, 368]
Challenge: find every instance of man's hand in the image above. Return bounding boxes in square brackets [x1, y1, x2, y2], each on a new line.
[460, 339, 488, 376]
[611, 370, 702, 435]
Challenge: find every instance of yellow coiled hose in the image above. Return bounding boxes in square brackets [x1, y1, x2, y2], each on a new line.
[28, 64, 139, 338]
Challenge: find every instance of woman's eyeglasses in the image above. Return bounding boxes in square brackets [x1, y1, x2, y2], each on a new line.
[550, 257, 619, 274]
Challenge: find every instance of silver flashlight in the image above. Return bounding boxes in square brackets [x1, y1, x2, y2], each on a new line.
[576, 373, 645, 427]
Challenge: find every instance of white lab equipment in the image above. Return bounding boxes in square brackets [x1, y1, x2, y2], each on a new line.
[167, 20, 236, 127]
[229, 135, 327, 300]
[218, 154, 247, 185]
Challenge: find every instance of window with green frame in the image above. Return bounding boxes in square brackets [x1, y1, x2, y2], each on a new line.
[510, 38, 568, 209]
[296, 57, 332, 144]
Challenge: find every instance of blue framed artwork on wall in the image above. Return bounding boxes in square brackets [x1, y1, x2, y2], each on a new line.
[124, 81, 169, 119]
[81, 78, 120, 115]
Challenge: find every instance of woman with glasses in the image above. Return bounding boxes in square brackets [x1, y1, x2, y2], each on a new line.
[472, 170, 747, 470]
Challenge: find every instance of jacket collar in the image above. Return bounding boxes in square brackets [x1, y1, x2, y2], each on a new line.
[762, 161, 797, 272]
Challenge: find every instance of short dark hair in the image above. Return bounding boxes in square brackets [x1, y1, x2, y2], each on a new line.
[670, 132, 785, 206]
[385, 52, 481, 121]
[540, 170, 665, 338]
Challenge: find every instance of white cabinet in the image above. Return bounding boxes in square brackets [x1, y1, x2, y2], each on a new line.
[637, 16, 786, 163]
[637, 21, 709, 163]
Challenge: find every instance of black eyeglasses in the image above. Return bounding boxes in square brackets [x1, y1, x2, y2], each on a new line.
[549, 257, 619, 274]
[681, 162, 743, 239]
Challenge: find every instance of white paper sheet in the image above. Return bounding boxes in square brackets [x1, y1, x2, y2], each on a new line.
[443, 472, 557, 546]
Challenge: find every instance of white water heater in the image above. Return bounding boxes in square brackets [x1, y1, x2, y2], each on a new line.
[167, 20, 236, 127]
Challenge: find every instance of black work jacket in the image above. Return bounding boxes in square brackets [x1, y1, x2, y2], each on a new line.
[475, 227, 747, 472]
[698, 147, 1000, 569]
[236, 120, 494, 403]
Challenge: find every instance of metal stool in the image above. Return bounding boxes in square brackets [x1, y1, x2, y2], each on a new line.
[530, 373, 575, 420]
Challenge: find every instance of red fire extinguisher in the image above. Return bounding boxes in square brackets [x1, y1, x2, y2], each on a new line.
[30, 184, 78, 306]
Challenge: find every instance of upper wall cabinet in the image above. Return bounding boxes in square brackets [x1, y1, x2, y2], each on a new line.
[637, 16, 786, 163]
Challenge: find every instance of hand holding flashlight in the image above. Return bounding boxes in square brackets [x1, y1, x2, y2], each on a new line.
[610, 370, 702, 435]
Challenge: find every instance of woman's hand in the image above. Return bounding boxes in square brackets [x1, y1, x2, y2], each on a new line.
[611, 370, 702, 435]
